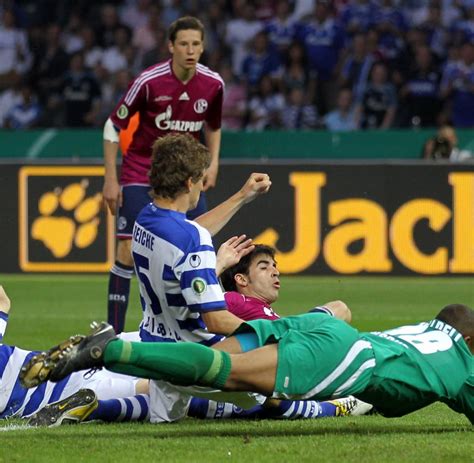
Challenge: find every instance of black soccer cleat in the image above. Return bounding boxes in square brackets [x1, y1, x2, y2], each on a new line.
[20, 322, 117, 388]
[19, 335, 85, 388]
[27, 389, 98, 427]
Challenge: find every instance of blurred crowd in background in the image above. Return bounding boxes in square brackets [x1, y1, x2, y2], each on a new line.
[0, 0, 473, 132]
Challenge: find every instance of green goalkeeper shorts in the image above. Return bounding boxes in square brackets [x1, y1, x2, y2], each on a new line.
[235, 313, 375, 400]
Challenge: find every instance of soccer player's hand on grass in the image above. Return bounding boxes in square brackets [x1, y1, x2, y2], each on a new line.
[0, 286, 11, 314]
[216, 235, 254, 276]
[102, 178, 122, 215]
[240, 173, 271, 204]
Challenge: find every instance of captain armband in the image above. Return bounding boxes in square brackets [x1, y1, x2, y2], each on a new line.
[103, 118, 120, 143]
[309, 306, 334, 317]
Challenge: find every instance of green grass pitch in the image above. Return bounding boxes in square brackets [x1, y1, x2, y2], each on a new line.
[0, 274, 472, 463]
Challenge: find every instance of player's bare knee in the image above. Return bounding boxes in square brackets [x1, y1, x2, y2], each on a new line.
[134, 379, 149, 394]
[116, 239, 133, 266]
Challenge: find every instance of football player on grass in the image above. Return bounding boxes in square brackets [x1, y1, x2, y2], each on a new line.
[23, 241, 370, 426]
[0, 285, 149, 425]
[20, 298, 474, 424]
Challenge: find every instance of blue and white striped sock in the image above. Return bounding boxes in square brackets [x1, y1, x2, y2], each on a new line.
[263, 400, 337, 419]
[187, 398, 265, 419]
[88, 394, 150, 422]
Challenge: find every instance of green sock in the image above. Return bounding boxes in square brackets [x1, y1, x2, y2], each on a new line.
[104, 339, 232, 389]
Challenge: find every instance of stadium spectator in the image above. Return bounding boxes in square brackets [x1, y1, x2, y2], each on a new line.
[419, 3, 450, 60]
[397, 45, 442, 127]
[440, 42, 474, 128]
[161, 0, 181, 26]
[225, 2, 263, 77]
[339, 0, 376, 34]
[61, 52, 102, 127]
[422, 125, 473, 161]
[264, 0, 298, 56]
[119, 0, 151, 32]
[0, 8, 32, 90]
[0, 75, 22, 127]
[452, 7, 474, 46]
[3, 82, 41, 129]
[32, 23, 69, 107]
[62, 11, 84, 55]
[373, 0, 406, 65]
[139, 26, 168, 70]
[201, 3, 227, 55]
[95, 4, 124, 48]
[99, 69, 133, 124]
[79, 26, 104, 70]
[282, 41, 309, 93]
[279, 87, 319, 130]
[296, 0, 346, 114]
[339, 32, 375, 100]
[220, 63, 248, 131]
[323, 87, 358, 131]
[375, 0, 408, 35]
[255, 0, 276, 21]
[101, 25, 133, 75]
[355, 61, 397, 129]
[241, 31, 282, 91]
[132, 3, 163, 58]
[247, 75, 285, 130]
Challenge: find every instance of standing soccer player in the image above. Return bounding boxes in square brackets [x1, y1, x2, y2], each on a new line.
[102, 16, 224, 333]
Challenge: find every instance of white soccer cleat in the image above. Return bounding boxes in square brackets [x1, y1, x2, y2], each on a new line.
[329, 396, 374, 417]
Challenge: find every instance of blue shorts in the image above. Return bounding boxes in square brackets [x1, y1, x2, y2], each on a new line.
[117, 185, 207, 238]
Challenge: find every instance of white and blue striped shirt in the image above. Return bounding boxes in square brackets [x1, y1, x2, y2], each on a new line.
[0, 312, 142, 419]
[0, 311, 77, 418]
[132, 204, 226, 345]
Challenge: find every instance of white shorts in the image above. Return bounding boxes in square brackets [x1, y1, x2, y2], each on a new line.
[60, 368, 139, 401]
[148, 380, 263, 423]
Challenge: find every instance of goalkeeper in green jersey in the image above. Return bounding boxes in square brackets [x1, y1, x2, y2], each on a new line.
[20, 303, 474, 424]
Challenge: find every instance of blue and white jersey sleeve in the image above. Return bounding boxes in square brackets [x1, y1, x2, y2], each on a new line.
[177, 229, 226, 313]
[0, 311, 8, 344]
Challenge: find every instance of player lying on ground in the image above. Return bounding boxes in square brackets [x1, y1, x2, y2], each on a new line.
[20, 304, 474, 424]
[0, 286, 148, 424]
[22, 242, 370, 425]
[186, 242, 368, 420]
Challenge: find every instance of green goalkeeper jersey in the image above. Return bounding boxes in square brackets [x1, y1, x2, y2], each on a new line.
[359, 319, 473, 422]
[238, 313, 473, 424]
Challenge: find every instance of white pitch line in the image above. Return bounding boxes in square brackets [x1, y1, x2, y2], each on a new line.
[0, 423, 33, 432]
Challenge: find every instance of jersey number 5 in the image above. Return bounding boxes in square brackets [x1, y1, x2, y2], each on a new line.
[133, 252, 162, 315]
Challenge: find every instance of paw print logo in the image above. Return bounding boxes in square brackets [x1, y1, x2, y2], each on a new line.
[31, 180, 102, 258]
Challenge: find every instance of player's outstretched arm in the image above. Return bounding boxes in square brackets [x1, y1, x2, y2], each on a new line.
[195, 173, 271, 236]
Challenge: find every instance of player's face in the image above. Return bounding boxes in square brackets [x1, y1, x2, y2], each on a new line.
[169, 29, 204, 72]
[246, 254, 280, 304]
